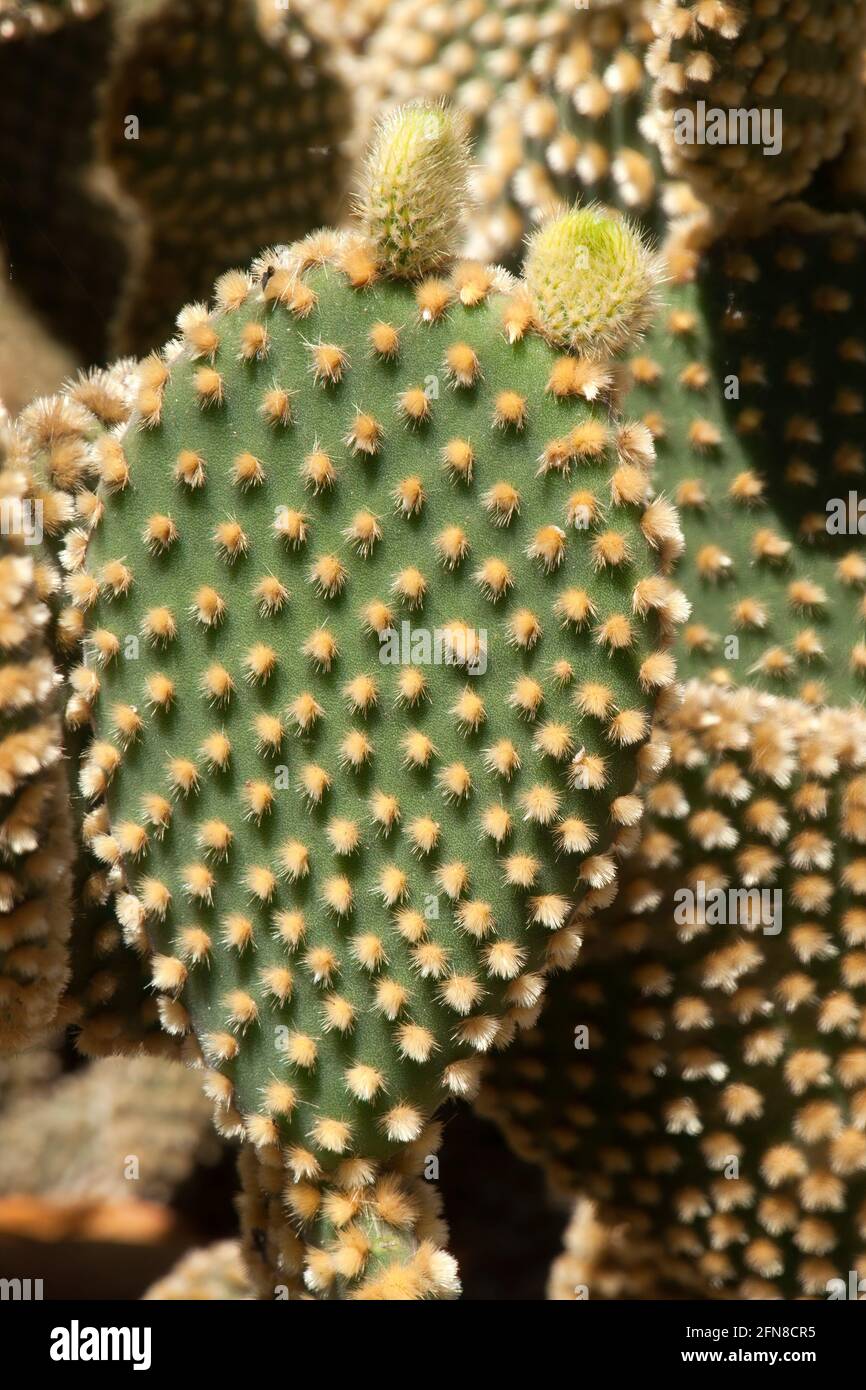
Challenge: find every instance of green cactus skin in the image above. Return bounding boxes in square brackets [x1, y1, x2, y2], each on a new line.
[0, 1054, 219, 1202]
[98, 0, 353, 358]
[648, 0, 866, 219]
[625, 204, 866, 706]
[479, 679, 866, 1300]
[75, 242, 679, 1161]
[64, 104, 685, 1295]
[144, 1237, 254, 1299]
[0, 425, 73, 1051]
[13, 369, 178, 1057]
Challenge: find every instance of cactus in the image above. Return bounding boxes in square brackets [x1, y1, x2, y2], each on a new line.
[144, 1238, 254, 1298]
[11, 369, 177, 1055]
[625, 204, 866, 706]
[0, 3, 130, 363]
[546, 1197, 674, 1300]
[361, 0, 694, 265]
[97, 0, 353, 358]
[0, 1054, 219, 1202]
[0, 422, 73, 1051]
[302, 0, 391, 53]
[648, 0, 866, 218]
[1, 0, 354, 367]
[479, 679, 866, 1299]
[64, 102, 685, 1296]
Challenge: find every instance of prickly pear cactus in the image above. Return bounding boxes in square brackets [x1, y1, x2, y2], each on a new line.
[0, 423, 73, 1051]
[625, 205, 866, 705]
[648, 0, 866, 217]
[13, 367, 175, 1057]
[99, 0, 353, 357]
[0, 3, 129, 363]
[68, 104, 685, 1296]
[479, 680, 866, 1300]
[362, 0, 681, 264]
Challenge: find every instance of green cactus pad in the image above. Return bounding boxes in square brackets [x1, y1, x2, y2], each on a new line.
[73, 226, 682, 1168]
[479, 680, 866, 1300]
[624, 204, 866, 705]
[67, 103, 684, 1293]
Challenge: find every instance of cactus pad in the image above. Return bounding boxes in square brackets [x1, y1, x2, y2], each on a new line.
[625, 205, 866, 705]
[0, 425, 73, 1050]
[99, 0, 353, 357]
[68, 103, 685, 1293]
[363, 0, 678, 264]
[648, 0, 866, 215]
[480, 680, 866, 1299]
